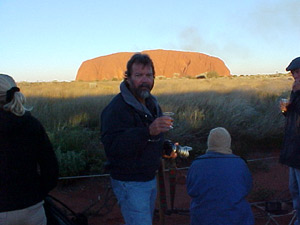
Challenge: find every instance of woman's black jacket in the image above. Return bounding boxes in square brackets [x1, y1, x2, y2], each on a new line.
[0, 110, 59, 212]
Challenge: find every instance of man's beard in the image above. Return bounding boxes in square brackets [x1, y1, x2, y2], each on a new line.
[132, 83, 152, 100]
[139, 89, 150, 99]
[137, 83, 152, 99]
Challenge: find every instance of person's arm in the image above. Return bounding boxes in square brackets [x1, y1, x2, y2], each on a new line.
[241, 161, 253, 195]
[36, 122, 59, 195]
[101, 102, 172, 159]
[101, 105, 150, 159]
[291, 81, 300, 114]
[186, 163, 200, 198]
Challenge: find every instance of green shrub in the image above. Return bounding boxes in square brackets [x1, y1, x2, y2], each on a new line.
[55, 148, 86, 177]
[48, 127, 96, 153]
[206, 71, 219, 78]
[48, 127, 105, 176]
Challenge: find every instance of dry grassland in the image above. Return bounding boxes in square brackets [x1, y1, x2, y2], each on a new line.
[17, 75, 293, 175]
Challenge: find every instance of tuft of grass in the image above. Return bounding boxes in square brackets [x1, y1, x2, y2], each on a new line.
[55, 148, 86, 177]
[48, 127, 105, 176]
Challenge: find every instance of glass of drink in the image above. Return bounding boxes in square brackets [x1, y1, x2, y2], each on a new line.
[163, 112, 174, 129]
[280, 98, 289, 113]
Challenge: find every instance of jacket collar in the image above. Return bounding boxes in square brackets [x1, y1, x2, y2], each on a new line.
[120, 81, 159, 117]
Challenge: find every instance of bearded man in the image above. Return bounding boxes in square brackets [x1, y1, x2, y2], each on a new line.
[101, 53, 173, 225]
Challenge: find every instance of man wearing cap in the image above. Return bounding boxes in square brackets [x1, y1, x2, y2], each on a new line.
[280, 57, 300, 224]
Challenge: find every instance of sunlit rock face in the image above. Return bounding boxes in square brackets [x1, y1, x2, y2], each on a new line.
[76, 49, 231, 81]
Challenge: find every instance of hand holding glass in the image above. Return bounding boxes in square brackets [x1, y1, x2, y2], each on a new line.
[162, 112, 174, 129]
[280, 98, 289, 113]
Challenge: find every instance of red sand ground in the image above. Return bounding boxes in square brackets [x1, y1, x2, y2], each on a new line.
[50, 151, 295, 225]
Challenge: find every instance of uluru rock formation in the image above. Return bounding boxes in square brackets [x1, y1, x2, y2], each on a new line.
[76, 49, 230, 81]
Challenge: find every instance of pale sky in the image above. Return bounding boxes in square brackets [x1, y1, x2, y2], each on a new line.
[1, 0, 299, 82]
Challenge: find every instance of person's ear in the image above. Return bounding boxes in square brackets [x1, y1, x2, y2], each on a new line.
[124, 71, 129, 80]
[124, 71, 128, 80]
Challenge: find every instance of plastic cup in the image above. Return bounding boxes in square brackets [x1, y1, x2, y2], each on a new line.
[280, 98, 289, 113]
[162, 112, 174, 129]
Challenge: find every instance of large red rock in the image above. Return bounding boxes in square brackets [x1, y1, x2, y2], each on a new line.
[76, 49, 230, 81]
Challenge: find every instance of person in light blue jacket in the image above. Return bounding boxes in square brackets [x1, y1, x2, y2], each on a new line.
[186, 127, 254, 225]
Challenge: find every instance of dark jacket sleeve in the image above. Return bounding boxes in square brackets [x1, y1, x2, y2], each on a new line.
[36, 122, 59, 195]
[290, 91, 300, 115]
[101, 100, 151, 160]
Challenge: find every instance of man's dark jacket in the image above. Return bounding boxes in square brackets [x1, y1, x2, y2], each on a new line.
[280, 90, 300, 169]
[101, 81, 164, 181]
[0, 109, 59, 212]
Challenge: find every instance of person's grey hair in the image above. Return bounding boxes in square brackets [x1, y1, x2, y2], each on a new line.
[0, 74, 30, 116]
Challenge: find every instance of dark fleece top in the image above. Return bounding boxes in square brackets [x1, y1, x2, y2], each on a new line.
[101, 81, 164, 181]
[280, 90, 300, 169]
[0, 109, 59, 212]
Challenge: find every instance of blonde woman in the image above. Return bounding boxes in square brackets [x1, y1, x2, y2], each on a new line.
[0, 74, 58, 225]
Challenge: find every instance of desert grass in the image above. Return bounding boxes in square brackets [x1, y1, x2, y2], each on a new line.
[18, 75, 293, 175]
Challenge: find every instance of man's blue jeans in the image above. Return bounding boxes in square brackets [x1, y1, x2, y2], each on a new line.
[289, 167, 300, 225]
[110, 177, 157, 225]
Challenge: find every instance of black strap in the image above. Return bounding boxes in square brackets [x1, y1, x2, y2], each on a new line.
[6, 87, 20, 103]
